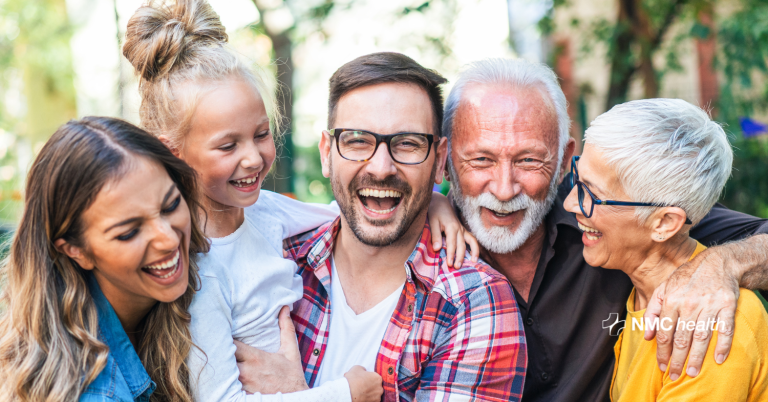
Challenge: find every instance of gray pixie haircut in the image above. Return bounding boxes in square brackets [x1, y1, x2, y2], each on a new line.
[443, 58, 571, 162]
[585, 98, 733, 225]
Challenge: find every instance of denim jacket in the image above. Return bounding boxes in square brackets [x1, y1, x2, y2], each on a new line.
[80, 275, 156, 401]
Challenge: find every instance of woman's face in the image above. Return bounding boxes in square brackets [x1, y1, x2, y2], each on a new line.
[563, 144, 654, 271]
[179, 77, 275, 209]
[74, 156, 192, 310]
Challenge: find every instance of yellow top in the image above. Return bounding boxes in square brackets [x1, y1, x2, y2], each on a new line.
[611, 243, 768, 401]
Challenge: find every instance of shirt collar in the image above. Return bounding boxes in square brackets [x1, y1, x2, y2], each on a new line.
[297, 216, 441, 290]
[87, 274, 155, 398]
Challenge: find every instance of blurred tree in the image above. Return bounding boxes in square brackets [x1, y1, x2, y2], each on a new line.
[546, 0, 768, 217]
[249, 0, 338, 195]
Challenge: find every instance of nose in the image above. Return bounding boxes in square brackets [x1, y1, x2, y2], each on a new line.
[563, 185, 581, 215]
[364, 142, 398, 179]
[488, 163, 522, 202]
[241, 141, 265, 172]
[150, 216, 180, 254]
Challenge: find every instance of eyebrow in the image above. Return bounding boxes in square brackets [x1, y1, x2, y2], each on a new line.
[581, 178, 605, 196]
[104, 184, 178, 233]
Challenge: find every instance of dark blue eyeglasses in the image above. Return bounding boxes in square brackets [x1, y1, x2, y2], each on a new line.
[570, 156, 692, 224]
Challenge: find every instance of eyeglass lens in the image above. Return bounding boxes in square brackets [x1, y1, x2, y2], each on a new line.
[337, 130, 430, 164]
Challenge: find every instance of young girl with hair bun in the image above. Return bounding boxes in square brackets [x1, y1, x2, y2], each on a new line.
[122, 1, 476, 401]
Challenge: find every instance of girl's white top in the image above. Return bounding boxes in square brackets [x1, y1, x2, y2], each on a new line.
[188, 190, 345, 402]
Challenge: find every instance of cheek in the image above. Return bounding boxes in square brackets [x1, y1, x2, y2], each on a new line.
[259, 140, 277, 172]
[518, 171, 553, 199]
[457, 170, 491, 196]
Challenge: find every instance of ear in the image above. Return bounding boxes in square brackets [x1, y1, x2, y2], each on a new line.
[560, 137, 577, 183]
[319, 130, 332, 178]
[433, 137, 448, 185]
[158, 135, 181, 158]
[53, 238, 95, 270]
[648, 207, 688, 242]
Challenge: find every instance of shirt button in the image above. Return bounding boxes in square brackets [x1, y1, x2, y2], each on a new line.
[407, 304, 413, 312]
[526, 317, 534, 326]
[313, 348, 320, 356]
[541, 372, 550, 382]
[388, 367, 394, 375]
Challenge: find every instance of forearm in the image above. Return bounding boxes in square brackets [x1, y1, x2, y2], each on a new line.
[730, 234, 768, 290]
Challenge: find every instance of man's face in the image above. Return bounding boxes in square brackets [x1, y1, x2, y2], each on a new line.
[447, 84, 574, 254]
[319, 82, 448, 247]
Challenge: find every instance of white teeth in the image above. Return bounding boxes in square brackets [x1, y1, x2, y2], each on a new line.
[232, 175, 259, 186]
[144, 250, 180, 270]
[357, 189, 402, 198]
[578, 222, 602, 238]
[362, 204, 397, 214]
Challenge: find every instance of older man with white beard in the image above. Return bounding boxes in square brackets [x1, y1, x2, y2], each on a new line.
[443, 58, 768, 402]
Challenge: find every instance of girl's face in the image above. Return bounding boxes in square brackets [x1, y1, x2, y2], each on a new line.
[65, 156, 192, 311]
[179, 77, 275, 209]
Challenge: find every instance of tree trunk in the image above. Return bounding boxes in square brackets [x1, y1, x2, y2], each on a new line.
[253, 1, 294, 195]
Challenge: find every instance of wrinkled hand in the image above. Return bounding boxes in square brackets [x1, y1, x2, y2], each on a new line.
[344, 366, 383, 402]
[428, 192, 480, 267]
[235, 306, 309, 394]
[643, 248, 739, 380]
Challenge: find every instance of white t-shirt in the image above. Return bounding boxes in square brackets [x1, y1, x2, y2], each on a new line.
[189, 191, 347, 402]
[314, 256, 405, 386]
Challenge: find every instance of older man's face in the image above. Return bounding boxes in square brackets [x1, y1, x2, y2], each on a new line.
[320, 82, 448, 247]
[448, 84, 571, 253]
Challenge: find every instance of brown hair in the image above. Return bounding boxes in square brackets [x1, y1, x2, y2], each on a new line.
[0, 117, 208, 401]
[122, 0, 280, 149]
[327, 52, 447, 136]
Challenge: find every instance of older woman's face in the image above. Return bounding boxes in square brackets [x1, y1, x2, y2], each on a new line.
[563, 144, 655, 270]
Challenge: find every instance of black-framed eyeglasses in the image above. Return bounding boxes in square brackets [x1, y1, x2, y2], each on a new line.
[328, 128, 435, 165]
[570, 156, 692, 224]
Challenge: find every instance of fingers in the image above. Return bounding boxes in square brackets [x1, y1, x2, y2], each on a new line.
[277, 306, 301, 362]
[234, 339, 265, 363]
[666, 306, 697, 381]
[455, 229, 466, 268]
[445, 225, 457, 268]
[464, 230, 479, 263]
[655, 305, 678, 374]
[283, 249, 288, 258]
[684, 311, 716, 378]
[429, 215, 442, 253]
[713, 307, 736, 364]
[644, 286, 664, 341]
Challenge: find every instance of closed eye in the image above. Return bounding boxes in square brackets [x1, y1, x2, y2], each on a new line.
[162, 195, 181, 214]
[116, 228, 139, 241]
[218, 143, 236, 151]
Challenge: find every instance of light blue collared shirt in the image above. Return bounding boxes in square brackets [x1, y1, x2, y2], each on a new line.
[81, 274, 156, 402]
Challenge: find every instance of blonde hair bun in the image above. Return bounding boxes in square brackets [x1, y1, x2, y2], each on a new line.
[123, 0, 228, 82]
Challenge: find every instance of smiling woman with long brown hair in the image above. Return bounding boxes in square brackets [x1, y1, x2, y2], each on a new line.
[0, 117, 208, 401]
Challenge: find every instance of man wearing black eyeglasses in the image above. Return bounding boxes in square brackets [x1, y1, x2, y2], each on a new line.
[234, 52, 527, 402]
[443, 58, 768, 402]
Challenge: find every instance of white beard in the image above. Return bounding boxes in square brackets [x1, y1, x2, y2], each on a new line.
[450, 165, 560, 254]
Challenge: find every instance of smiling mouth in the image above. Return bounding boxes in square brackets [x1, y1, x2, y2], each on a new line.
[142, 248, 181, 279]
[578, 222, 603, 241]
[357, 188, 403, 214]
[230, 173, 259, 188]
[484, 207, 521, 218]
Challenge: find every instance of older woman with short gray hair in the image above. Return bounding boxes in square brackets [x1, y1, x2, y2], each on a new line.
[564, 98, 768, 401]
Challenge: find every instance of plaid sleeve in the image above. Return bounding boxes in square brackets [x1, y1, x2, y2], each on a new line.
[414, 278, 527, 402]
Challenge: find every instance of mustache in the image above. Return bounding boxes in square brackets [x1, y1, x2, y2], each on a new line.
[472, 192, 534, 214]
[348, 174, 412, 196]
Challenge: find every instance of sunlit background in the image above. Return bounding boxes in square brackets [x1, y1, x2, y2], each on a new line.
[0, 0, 766, 226]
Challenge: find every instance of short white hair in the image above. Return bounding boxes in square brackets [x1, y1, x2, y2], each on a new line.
[584, 98, 733, 225]
[443, 58, 571, 162]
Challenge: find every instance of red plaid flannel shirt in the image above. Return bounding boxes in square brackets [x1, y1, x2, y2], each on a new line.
[285, 217, 527, 402]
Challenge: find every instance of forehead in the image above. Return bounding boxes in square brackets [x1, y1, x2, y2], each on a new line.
[452, 84, 559, 152]
[83, 156, 173, 230]
[188, 78, 268, 134]
[579, 144, 622, 196]
[334, 82, 434, 134]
